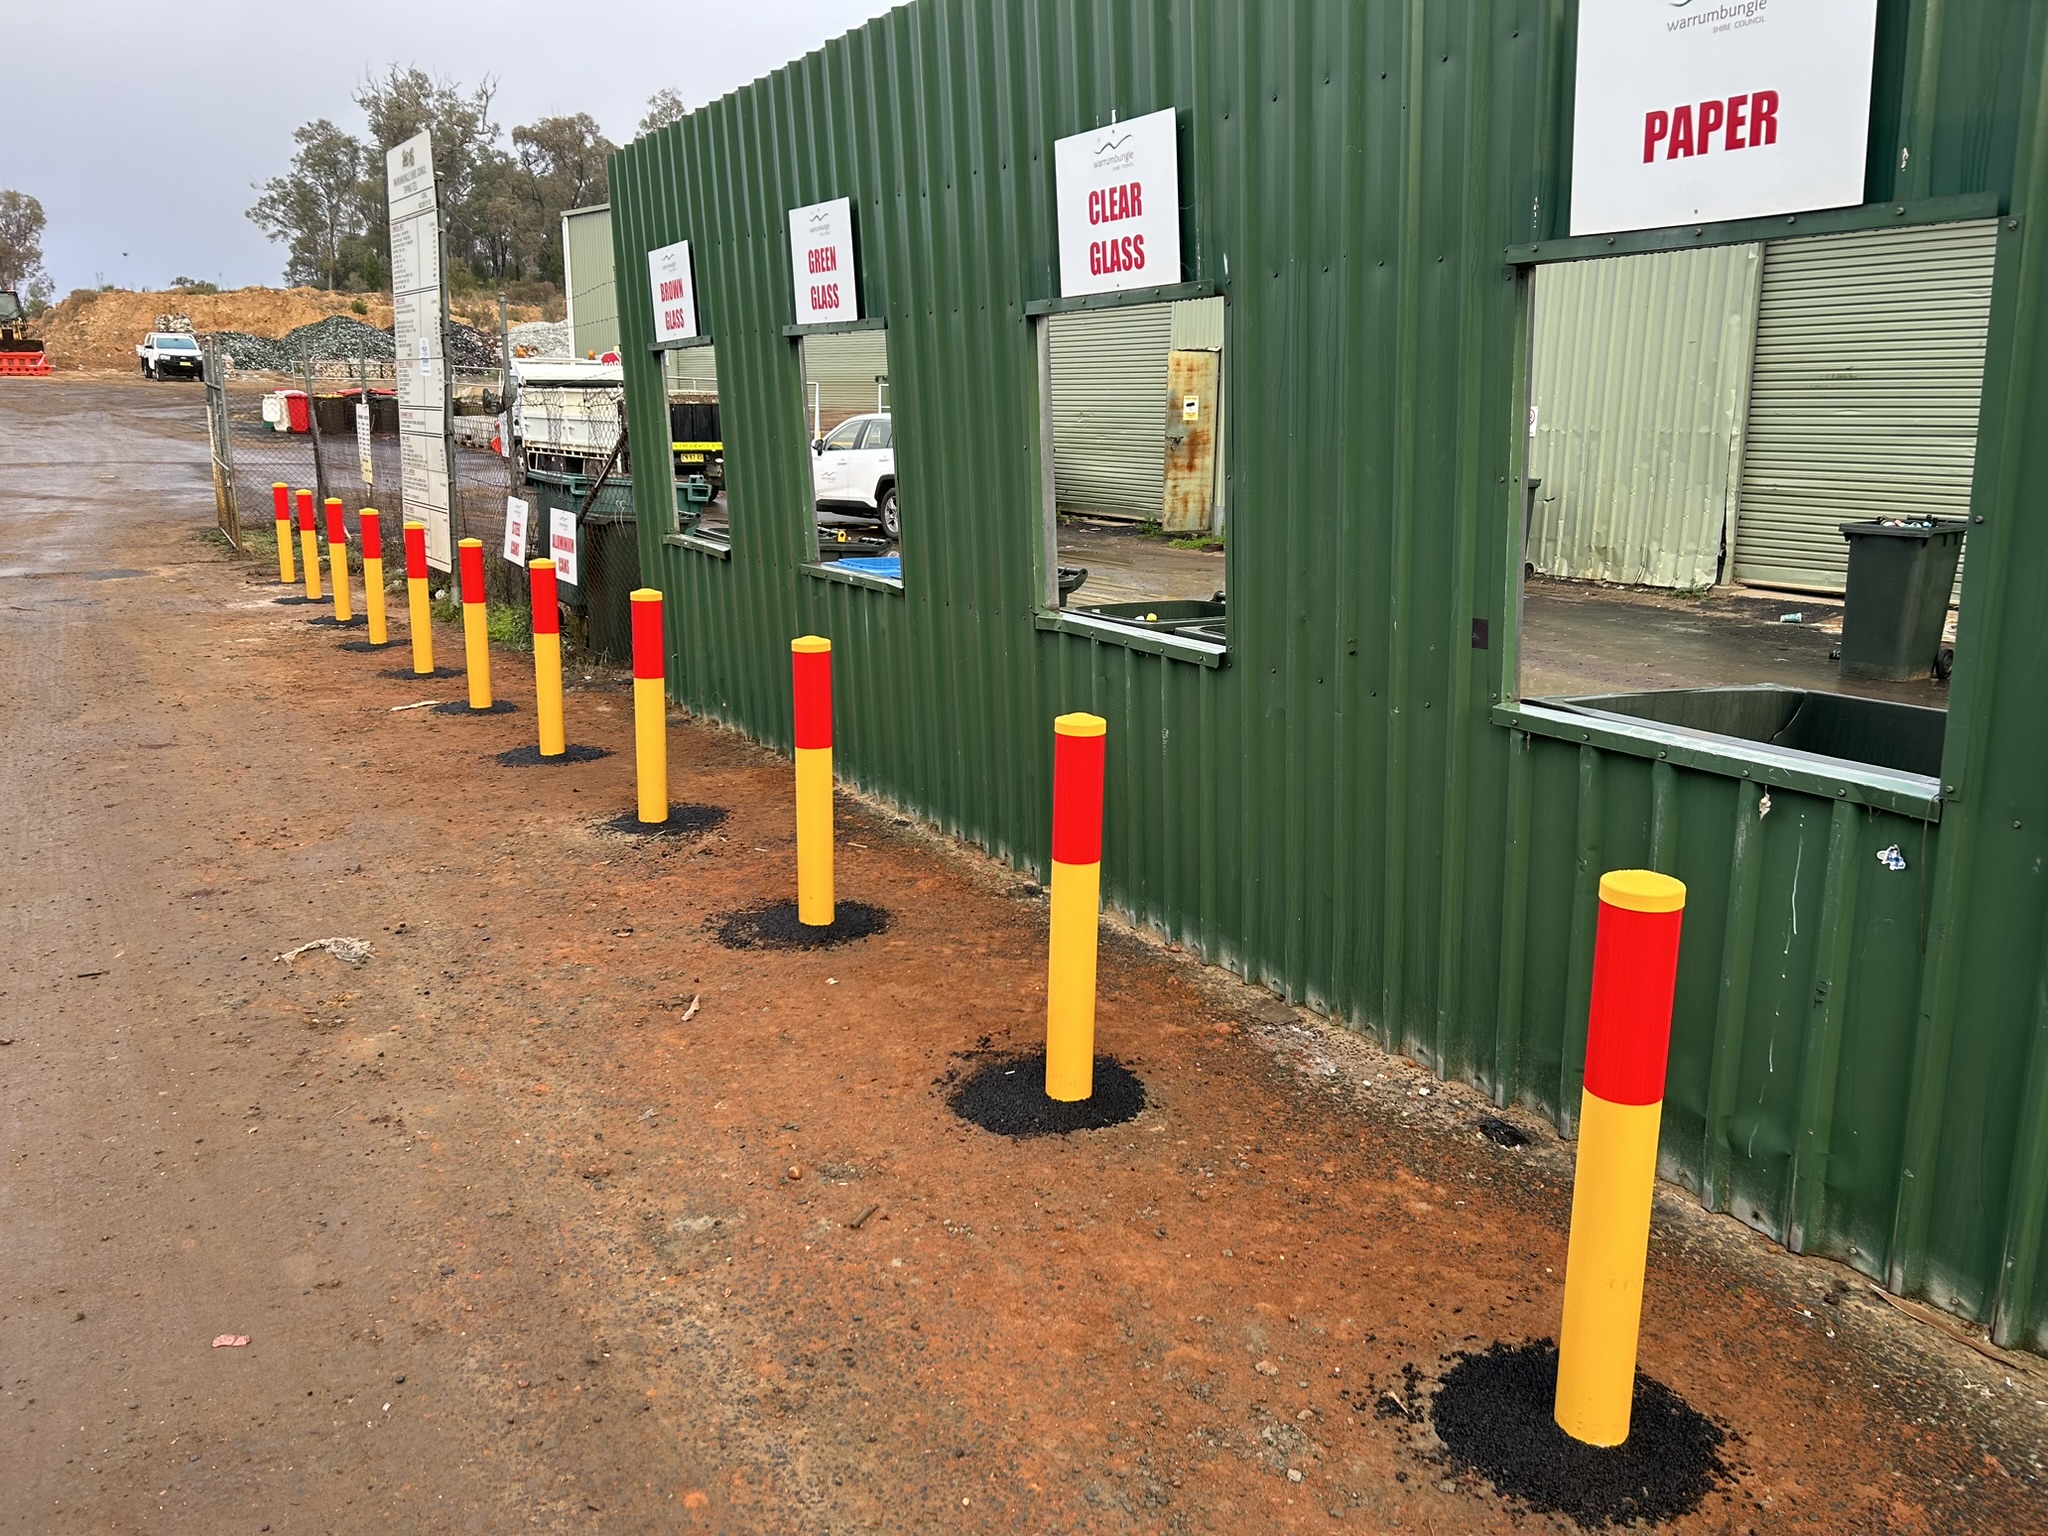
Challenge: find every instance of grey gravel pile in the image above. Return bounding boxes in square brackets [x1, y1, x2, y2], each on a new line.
[205, 313, 501, 372]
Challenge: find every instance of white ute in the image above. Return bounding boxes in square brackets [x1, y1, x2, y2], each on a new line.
[137, 331, 205, 380]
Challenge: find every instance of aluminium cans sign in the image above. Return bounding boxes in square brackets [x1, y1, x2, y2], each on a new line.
[1054, 108, 1181, 297]
[1569, 0, 1880, 237]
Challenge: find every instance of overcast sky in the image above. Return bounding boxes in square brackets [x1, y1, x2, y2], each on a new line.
[3, 0, 902, 295]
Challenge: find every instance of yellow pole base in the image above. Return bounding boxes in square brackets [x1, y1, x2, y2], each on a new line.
[634, 675, 668, 823]
[407, 577, 433, 674]
[276, 524, 295, 584]
[1554, 1089, 1665, 1446]
[796, 745, 835, 925]
[300, 529, 322, 601]
[363, 558, 387, 645]
[535, 631, 565, 756]
[1045, 857, 1101, 1100]
[463, 604, 491, 708]
[330, 544, 352, 623]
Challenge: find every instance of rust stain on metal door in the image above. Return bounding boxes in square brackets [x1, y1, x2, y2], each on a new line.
[1161, 349, 1220, 533]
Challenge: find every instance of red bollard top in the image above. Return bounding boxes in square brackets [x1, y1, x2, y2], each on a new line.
[791, 636, 832, 750]
[272, 482, 290, 522]
[1583, 871, 1687, 1107]
[324, 497, 346, 547]
[295, 488, 315, 531]
[402, 521, 427, 579]
[1051, 713, 1107, 867]
[458, 538, 484, 603]
[529, 559, 560, 636]
[359, 507, 381, 552]
[631, 589, 665, 680]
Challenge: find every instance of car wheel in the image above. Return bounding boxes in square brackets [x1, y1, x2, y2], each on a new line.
[878, 485, 899, 540]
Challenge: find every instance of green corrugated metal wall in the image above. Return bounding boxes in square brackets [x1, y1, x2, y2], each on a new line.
[1527, 244, 1759, 590]
[563, 204, 618, 359]
[609, 0, 2048, 1351]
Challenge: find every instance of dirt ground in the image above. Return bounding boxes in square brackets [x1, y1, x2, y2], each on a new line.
[5, 375, 2046, 1534]
[27, 287, 550, 374]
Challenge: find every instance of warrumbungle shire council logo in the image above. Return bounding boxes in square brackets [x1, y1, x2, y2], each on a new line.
[1661, 0, 1773, 32]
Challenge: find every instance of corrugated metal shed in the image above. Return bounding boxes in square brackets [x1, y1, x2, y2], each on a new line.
[1735, 220, 1998, 592]
[801, 328, 892, 428]
[1528, 244, 1759, 590]
[563, 204, 618, 359]
[1048, 303, 1173, 519]
[607, 0, 2048, 1351]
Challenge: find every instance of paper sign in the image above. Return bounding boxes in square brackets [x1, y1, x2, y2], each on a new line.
[503, 496, 530, 565]
[355, 401, 374, 485]
[1182, 396, 1200, 422]
[648, 239, 699, 345]
[788, 197, 859, 325]
[1569, 0, 1879, 236]
[1054, 108, 1182, 298]
[549, 506, 579, 586]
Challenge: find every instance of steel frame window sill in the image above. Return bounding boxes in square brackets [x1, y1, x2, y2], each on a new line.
[802, 560, 904, 596]
[1035, 609, 1227, 668]
[1495, 700, 1943, 822]
[663, 531, 731, 560]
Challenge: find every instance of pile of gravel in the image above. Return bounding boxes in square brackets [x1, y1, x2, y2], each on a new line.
[510, 320, 572, 357]
[206, 313, 501, 373]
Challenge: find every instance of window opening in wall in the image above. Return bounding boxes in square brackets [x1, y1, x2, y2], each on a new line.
[1518, 220, 1997, 780]
[1042, 295, 1225, 641]
[663, 345, 728, 546]
[802, 328, 899, 586]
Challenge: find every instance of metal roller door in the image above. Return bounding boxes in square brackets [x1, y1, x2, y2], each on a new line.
[1048, 303, 1175, 520]
[1734, 220, 1997, 592]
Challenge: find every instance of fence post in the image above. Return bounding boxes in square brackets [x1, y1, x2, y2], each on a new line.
[1554, 869, 1687, 1447]
[302, 357, 329, 509]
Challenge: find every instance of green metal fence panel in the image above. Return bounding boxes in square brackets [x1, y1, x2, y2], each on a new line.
[607, 0, 2048, 1350]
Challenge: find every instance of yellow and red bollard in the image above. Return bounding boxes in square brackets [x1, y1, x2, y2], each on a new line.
[530, 559, 564, 756]
[631, 590, 668, 823]
[295, 488, 322, 602]
[271, 482, 295, 584]
[324, 497, 352, 624]
[359, 508, 388, 646]
[403, 521, 434, 675]
[458, 538, 491, 708]
[791, 637, 834, 926]
[1554, 869, 1688, 1447]
[1046, 712, 1107, 1101]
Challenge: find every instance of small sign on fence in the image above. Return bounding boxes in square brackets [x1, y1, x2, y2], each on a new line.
[355, 402, 374, 485]
[549, 506, 579, 586]
[503, 496, 530, 565]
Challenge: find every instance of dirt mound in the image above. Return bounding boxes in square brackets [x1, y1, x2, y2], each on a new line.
[34, 287, 393, 374]
[34, 286, 541, 374]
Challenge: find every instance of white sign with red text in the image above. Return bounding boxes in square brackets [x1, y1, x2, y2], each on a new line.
[502, 495, 529, 566]
[549, 506, 579, 586]
[647, 239, 699, 346]
[788, 198, 859, 325]
[1569, 0, 1879, 237]
[1054, 108, 1181, 297]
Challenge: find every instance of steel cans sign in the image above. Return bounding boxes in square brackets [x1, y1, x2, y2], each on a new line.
[788, 198, 858, 326]
[1569, 0, 1880, 236]
[647, 238, 699, 346]
[1054, 108, 1181, 298]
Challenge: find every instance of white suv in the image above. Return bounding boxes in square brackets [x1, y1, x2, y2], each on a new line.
[811, 412, 898, 539]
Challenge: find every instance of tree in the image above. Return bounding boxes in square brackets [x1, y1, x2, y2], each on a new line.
[507, 114, 615, 284]
[0, 190, 51, 299]
[638, 88, 689, 136]
[355, 66, 505, 279]
[246, 120, 369, 289]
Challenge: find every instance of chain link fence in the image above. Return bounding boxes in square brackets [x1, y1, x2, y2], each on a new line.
[205, 349, 648, 668]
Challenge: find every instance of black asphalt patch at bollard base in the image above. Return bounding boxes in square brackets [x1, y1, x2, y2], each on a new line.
[600, 806, 730, 839]
[496, 744, 613, 767]
[948, 1050, 1146, 1138]
[273, 594, 316, 606]
[430, 700, 517, 716]
[338, 640, 395, 654]
[1431, 1340, 1730, 1529]
[711, 900, 889, 951]
[377, 666, 463, 681]
[307, 615, 368, 629]
[1476, 1116, 1531, 1148]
